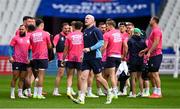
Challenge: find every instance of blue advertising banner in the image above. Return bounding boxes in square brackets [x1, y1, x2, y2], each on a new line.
[37, 0, 161, 19]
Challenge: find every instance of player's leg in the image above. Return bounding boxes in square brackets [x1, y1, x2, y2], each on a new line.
[105, 57, 118, 98]
[91, 59, 113, 104]
[86, 71, 99, 98]
[66, 67, 75, 96]
[149, 55, 162, 98]
[10, 70, 20, 99]
[36, 59, 48, 99]
[129, 72, 137, 98]
[137, 72, 143, 96]
[10, 62, 21, 99]
[18, 69, 28, 98]
[53, 60, 64, 96]
[96, 63, 106, 96]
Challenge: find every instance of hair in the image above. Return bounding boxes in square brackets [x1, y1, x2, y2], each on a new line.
[35, 18, 44, 27]
[71, 21, 76, 26]
[62, 22, 69, 28]
[23, 16, 32, 21]
[74, 21, 83, 30]
[126, 22, 134, 27]
[98, 22, 105, 26]
[106, 18, 116, 27]
[118, 22, 126, 27]
[19, 24, 25, 28]
[152, 16, 159, 24]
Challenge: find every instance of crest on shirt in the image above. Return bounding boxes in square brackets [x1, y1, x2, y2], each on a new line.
[61, 37, 64, 41]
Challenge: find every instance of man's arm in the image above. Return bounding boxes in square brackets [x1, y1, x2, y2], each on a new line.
[122, 41, 128, 60]
[148, 37, 160, 54]
[62, 46, 68, 61]
[9, 46, 15, 63]
[101, 40, 108, 54]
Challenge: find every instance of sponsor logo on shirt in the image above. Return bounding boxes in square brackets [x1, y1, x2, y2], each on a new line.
[32, 32, 43, 42]
[112, 33, 122, 42]
[72, 35, 83, 45]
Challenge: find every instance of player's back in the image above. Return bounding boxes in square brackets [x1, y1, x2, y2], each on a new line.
[30, 29, 50, 59]
[104, 29, 123, 57]
[66, 30, 83, 62]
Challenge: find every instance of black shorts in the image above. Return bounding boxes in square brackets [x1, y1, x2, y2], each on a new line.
[12, 62, 27, 71]
[129, 64, 143, 73]
[105, 57, 121, 68]
[66, 61, 82, 70]
[27, 60, 34, 68]
[81, 59, 102, 74]
[141, 63, 149, 80]
[33, 59, 48, 70]
[101, 61, 106, 70]
[148, 54, 162, 72]
[57, 60, 65, 68]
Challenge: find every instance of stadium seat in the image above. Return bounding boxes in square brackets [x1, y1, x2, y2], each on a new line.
[160, 0, 180, 48]
[0, 0, 41, 45]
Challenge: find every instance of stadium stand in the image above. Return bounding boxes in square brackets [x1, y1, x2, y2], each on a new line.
[0, 0, 41, 45]
[159, 0, 180, 47]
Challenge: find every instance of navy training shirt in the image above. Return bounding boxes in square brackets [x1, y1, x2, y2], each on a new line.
[128, 35, 147, 65]
[83, 26, 104, 60]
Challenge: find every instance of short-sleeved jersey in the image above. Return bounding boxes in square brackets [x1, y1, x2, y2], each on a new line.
[30, 29, 51, 59]
[65, 30, 84, 62]
[104, 29, 124, 58]
[10, 35, 30, 63]
[148, 26, 162, 57]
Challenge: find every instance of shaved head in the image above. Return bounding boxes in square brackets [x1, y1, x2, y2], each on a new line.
[85, 14, 95, 21]
[85, 14, 95, 27]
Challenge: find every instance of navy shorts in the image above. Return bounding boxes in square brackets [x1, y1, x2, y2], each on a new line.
[148, 54, 162, 72]
[101, 61, 106, 70]
[57, 60, 65, 68]
[27, 60, 34, 68]
[12, 62, 27, 71]
[129, 64, 143, 73]
[81, 59, 102, 74]
[105, 57, 121, 68]
[33, 59, 48, 70]
[66, 61, 82, 70]
[141, 63, 149, 80]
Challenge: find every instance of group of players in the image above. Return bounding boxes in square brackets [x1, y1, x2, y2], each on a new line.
[9, 14, 163, 104]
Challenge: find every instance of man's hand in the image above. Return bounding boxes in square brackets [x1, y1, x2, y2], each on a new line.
[61, 60, 65, 67]
[9, 57, 14, 63]
[139, 49, 146, 57]
[146, 51, 151, 59]
[83, 48, 90, 53]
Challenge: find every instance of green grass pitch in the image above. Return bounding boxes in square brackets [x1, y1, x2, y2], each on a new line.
[0, 75, 179, 108]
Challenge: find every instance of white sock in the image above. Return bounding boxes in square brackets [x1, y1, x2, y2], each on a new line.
[107, 89, 112, 95]
[79, 92, 85, 101]
[156, 88, 161, 95]
[153, 87, 157, 94]
[145, 88, 149, 94]
[98, 88, 102, 92]
[11, 87, 15, 96]
[18, 89, 23, 96]
[34, 87, 38, 96]
[67, 87, 71, 94]
[87, 87, 92, 94]
[78, 90, 81, 96]
[113, 87, 118, 95]
[38, 87, 43, 96]
[54, 87, 58, 94]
